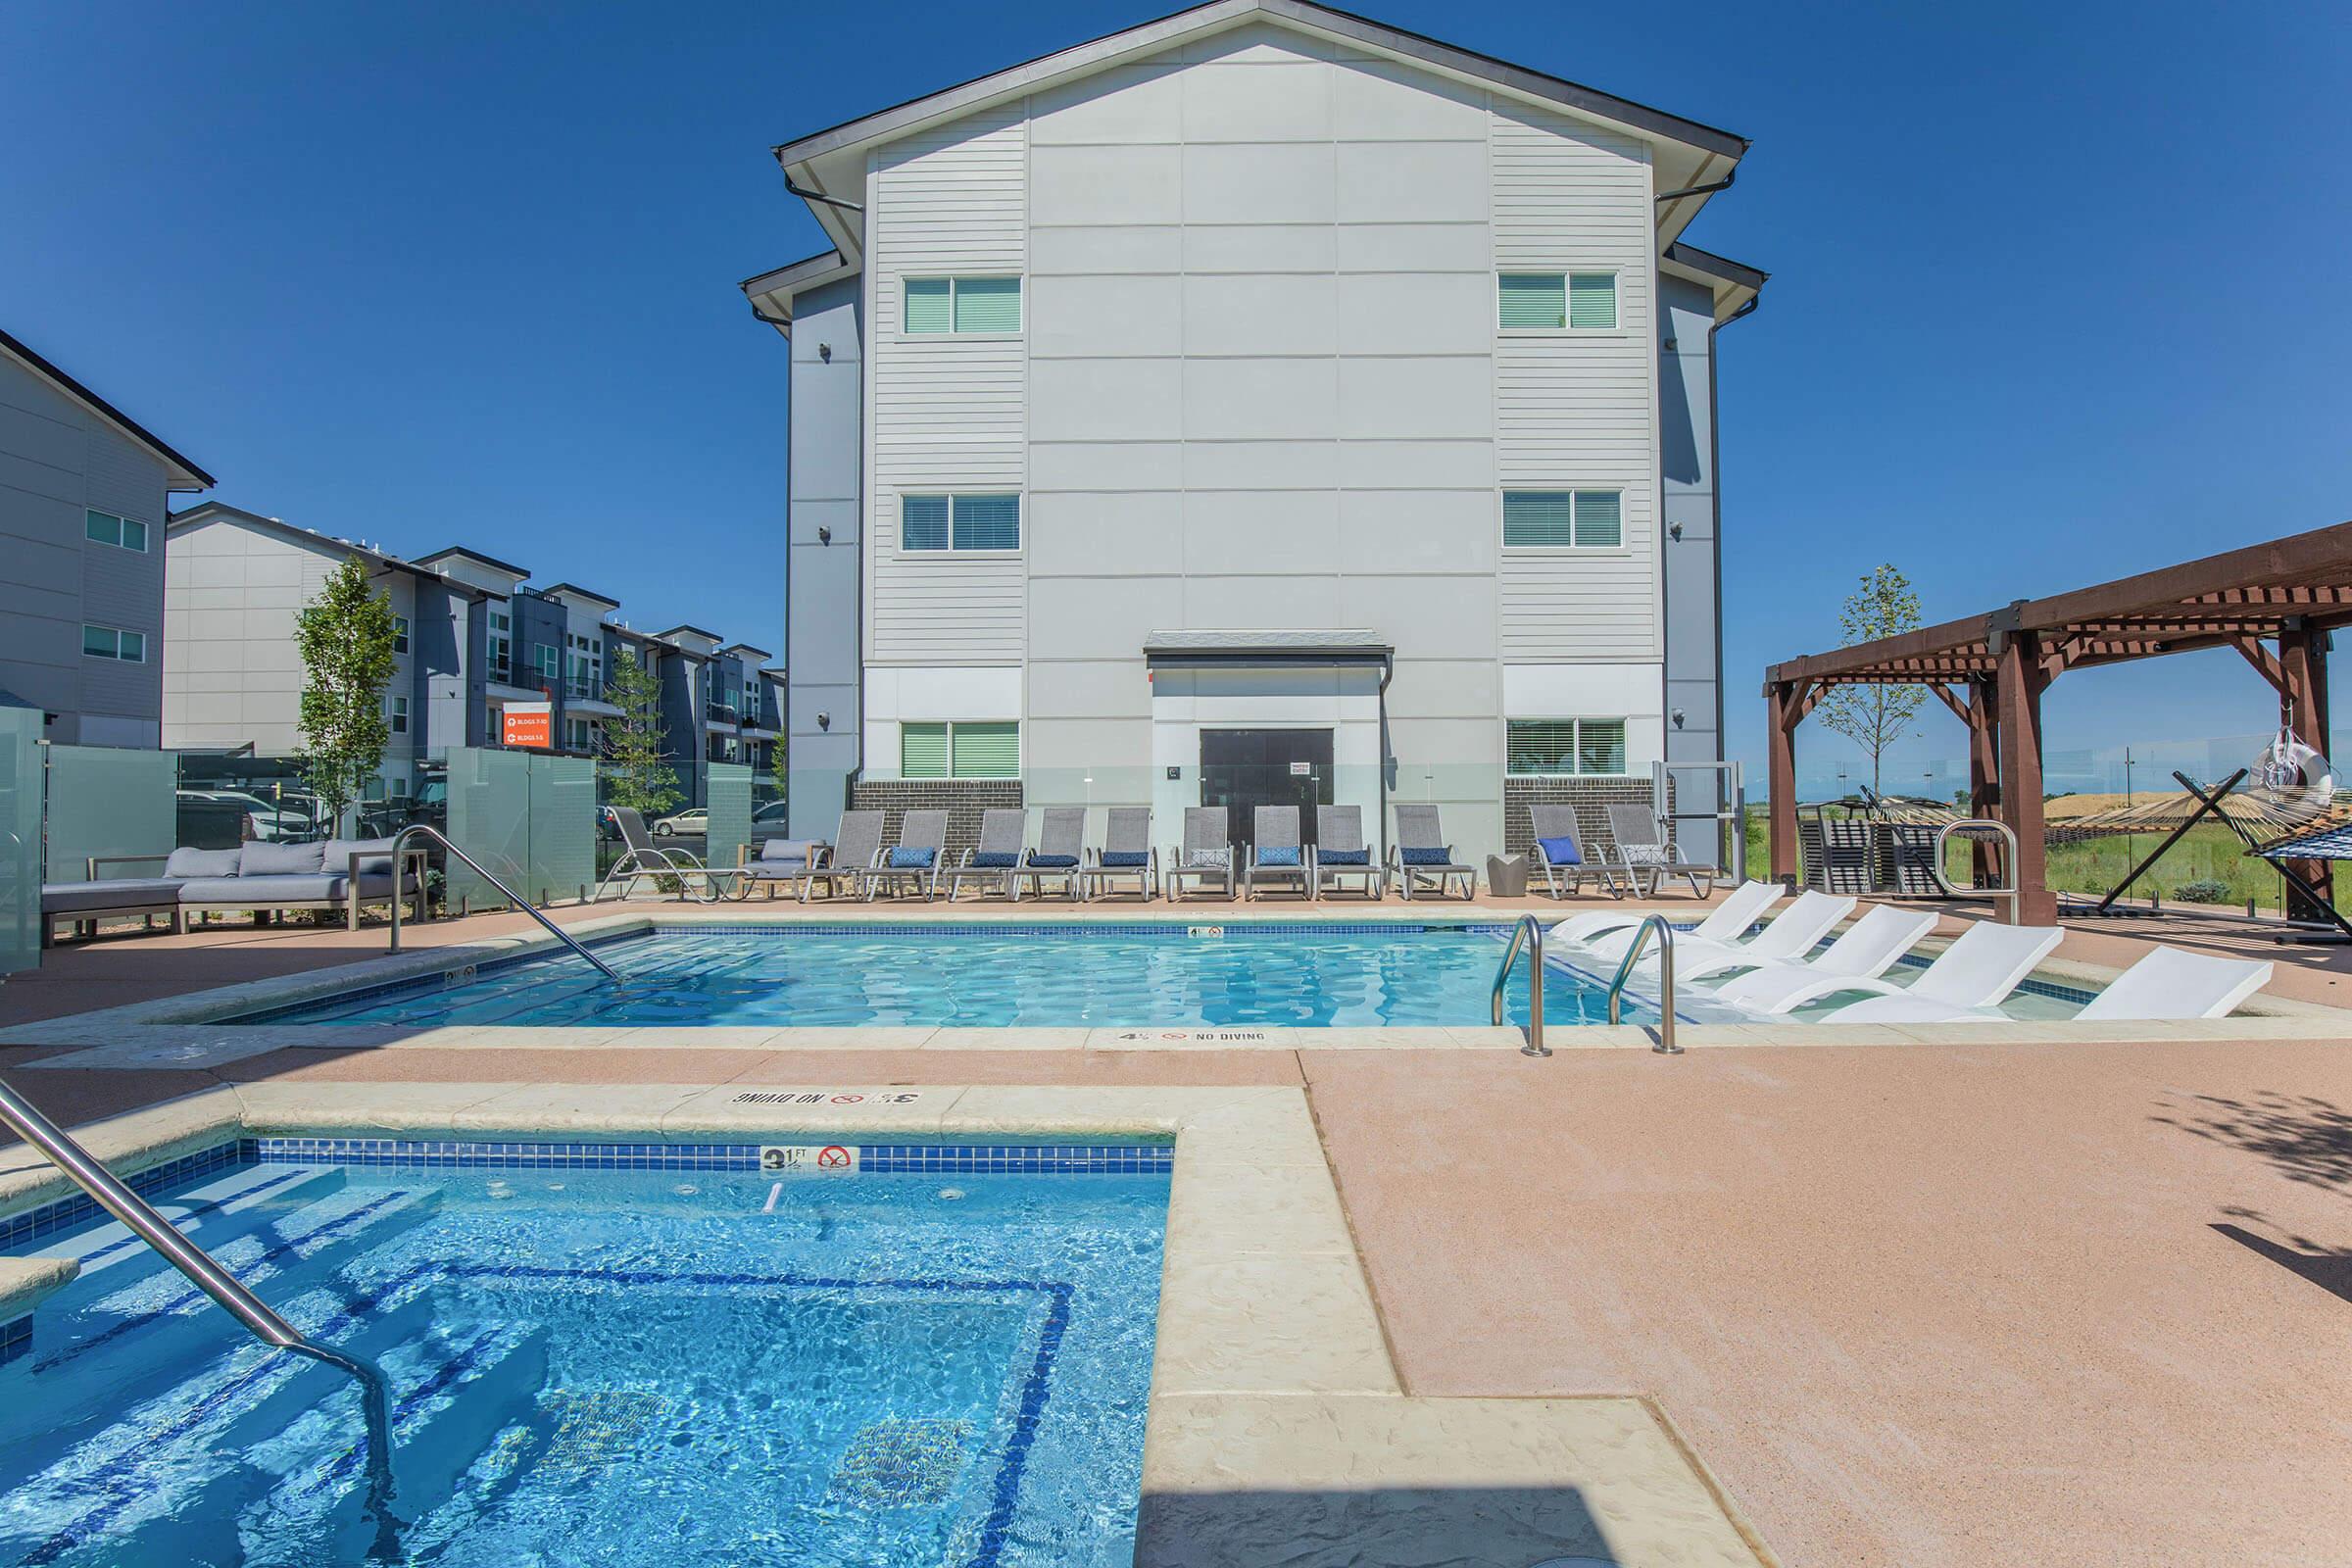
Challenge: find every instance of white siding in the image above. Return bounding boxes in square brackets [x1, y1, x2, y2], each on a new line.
[867, 111, 1028, 665]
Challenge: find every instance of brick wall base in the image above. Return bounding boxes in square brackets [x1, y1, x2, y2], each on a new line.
[850, 780, 1024, 858]
[1501, 775, 1674, 860]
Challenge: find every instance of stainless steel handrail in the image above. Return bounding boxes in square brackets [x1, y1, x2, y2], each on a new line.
[385, 823, 620, 981]
[1930, 818, 2022, 925]
[1490, 913, 1550, 1057]
[1604, 914, 1681, 1054]
[0, 1081, 401, 1552]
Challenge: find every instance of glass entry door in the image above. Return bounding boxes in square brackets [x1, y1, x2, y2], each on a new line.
[1200, 729, 1334, 858]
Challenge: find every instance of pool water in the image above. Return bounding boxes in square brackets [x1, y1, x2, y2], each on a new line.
[242, 923, 1676, 1029]
[1, 1152, 1169, 1567]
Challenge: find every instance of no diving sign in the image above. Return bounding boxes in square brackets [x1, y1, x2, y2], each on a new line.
[762, 1144, 859, 1174]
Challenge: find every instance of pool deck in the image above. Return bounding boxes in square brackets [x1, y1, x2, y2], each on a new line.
[5, 891, 2351, 1566]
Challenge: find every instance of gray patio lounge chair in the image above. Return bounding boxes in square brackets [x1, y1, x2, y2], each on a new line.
[1244, 806, 1312, 901]
[946, 808, 1028, 901]
[734, 838, 833, 902]
[805, 809, 886, 902]
[1529, 805, 1618, 899]
[1016, 807, 1088, 900]
[1387, 804, 1476, 900]
[1168, 807, 1236, 901]
[594, 807, 728, 903]
[863, 809, 949, 901]
[1605, 803, 1715, 899]
[1311, 805, 1383, 900]
[1088, 807, 1159, 902]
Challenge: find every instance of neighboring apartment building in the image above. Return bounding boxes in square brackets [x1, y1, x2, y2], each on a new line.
[1, 328, 215, 747]
[163, 506, 780, 804]
[740, 0, 1764, 860]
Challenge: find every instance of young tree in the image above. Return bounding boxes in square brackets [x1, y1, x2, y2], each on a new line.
[294, 557, 399, 834]
[1817, 564, 1927, 795]
[601, 648, 681, 816]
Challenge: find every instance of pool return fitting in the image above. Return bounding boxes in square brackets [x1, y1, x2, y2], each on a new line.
[0, 1081, 404, 1557]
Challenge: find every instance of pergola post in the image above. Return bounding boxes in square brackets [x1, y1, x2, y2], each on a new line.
[1966, 676, 2002, 885]
[1993, 631, 2055, 923]
[1766, 680, 1807, 885]
[2278, 621, 2333, 902]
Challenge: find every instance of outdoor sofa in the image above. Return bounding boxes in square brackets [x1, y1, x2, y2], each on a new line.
[41, 838, 427, 946]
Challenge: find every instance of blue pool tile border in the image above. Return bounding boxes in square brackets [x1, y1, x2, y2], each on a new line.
[0, 1311, 30, 1365]
[248, 1137, 1175, 1176]
[0, 1140, 250, 1251]
[1887, 950, 2097, 1005]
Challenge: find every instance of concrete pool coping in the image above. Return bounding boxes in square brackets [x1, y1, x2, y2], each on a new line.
[0, 1081, 1776, 1568]
[6, 905, 2347, 1070]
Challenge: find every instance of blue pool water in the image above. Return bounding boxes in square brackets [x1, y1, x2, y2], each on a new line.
[0, 1146, 1169, 1567]
[244, 923, 1667, 1029]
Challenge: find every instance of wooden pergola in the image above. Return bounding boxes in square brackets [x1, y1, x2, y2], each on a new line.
[1764, 523, 2352, 922]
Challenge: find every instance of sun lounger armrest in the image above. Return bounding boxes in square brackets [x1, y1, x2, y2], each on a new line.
[88, 853, 172, 877]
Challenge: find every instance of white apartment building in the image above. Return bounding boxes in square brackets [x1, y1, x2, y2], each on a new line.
[743, 0, 1763, 861]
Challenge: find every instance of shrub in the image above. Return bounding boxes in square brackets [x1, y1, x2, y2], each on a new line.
[2173, 878, 2231, 905]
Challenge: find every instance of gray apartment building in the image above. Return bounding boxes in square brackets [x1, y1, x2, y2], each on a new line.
[163, 504, 782, 804]
[740, 0, 1763, 862]
[1, 328, 215, 747]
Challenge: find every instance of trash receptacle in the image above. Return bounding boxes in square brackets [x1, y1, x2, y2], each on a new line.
[1485, 853, 1530, 899]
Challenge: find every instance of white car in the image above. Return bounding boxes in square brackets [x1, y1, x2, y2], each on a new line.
[177, 789, 318, 843]
[653, 808, 709, 837]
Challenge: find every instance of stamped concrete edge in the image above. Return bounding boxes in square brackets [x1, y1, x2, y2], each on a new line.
[0, 1079, 1770, 1567]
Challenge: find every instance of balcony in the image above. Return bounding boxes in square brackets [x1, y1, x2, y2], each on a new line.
[705, 700, 739, 726]
[565, 676, 604, 702]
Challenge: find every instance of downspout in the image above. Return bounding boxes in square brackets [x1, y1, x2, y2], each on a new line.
[1378, 651, 1395, 863]
[1709, 294, 1761, 781]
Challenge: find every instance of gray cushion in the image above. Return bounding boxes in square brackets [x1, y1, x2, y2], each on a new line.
[42, 878, 183, 915]
[322, 837, 398, 875]
[165, 847, 243, 878]
[759, 839, 814, 864]
[239, 841, 325, 876]
[180, 872, 417, 905]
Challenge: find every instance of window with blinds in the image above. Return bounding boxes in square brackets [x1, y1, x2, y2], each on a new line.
[901, 722, 949, 779]
[902, 494, 1019, 552]
[950, 721, 1019, 778]
[904, 276, 1021, 334]
[1503, 490, 1623, 548]
[1507, 718, 1629, 776]
[1498, 271, 1616, 330]
[900, 720, 1018, 779]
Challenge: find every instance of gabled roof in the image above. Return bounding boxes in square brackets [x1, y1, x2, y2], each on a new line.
[766, 0, 1748, 270]
[415, 544, 531, 578]
[1, 326, 216, 491]
[169, 503, 486, 598]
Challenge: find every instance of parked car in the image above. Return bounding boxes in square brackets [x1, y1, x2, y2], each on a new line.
[749, 799, 795, 848]
[653, 808, 708, 837]
[175, 789, 317, 843]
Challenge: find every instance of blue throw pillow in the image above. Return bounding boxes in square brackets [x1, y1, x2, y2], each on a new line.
[1100, 851, 1149, 867]
[971, 852, 1017, 868]
[888, 846, 936, 869]
[1028, 854, 1078, 868]
[1257, 845, 1300, 866]
[1318, 848, 1368, 865]
[1536, 834, 1581, 866]
[1401, 847, 1452, 867]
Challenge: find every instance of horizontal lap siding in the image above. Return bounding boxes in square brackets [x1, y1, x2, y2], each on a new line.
[869, 112, 1027, 665]
[1490, 108, 1659, 662]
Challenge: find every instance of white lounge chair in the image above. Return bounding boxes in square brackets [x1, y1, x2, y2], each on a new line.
[1816, 922, 2067, 1023]
[1549, 878, 1782, 953]
[1710, 905, 1941, 1012]
[1590, 888, 1852, 974]
[2071, 947, 2274, 1021]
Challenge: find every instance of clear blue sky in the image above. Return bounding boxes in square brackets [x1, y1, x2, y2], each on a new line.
[5, 1, 2346, 794]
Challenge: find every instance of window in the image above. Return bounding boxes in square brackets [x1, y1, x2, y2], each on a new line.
[1506, 718, 1628, 776]
[1502, 490, 1623, 549]
[901, 493, 1020, 553]
[904, 276, 1021, 334]
[488, 608, 512, 679]
[388, 695, 409, 735]
[564, 716, 595, 751]
[81, 623, 144, 662]
[901, 720, 1018, 780]
[84, 511, 148, 552]
[535, 645, 560, 683]
[1497, 271, 1617, 330]
[392, 615, 411, 655]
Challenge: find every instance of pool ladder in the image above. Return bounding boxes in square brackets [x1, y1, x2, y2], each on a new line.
[1491, 912, 1680, 1056]
[384, 823, 619, 982]
[0, 1081, 404, 1556]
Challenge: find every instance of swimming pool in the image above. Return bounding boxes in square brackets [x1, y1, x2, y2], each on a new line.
[238, 923, 1690, 1029]
[1, 1142, 1169, 1567]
